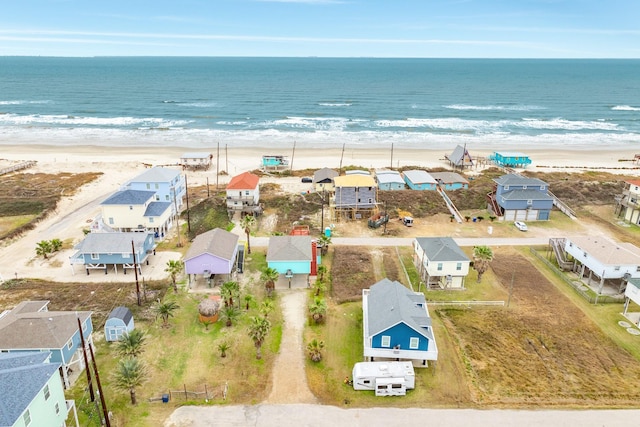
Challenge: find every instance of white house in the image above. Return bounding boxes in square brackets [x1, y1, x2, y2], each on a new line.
[413, 237, 470, 289]
[226, 172, 260, 214]
[100, 189, 173, 237]
[564, 236, 640, 294]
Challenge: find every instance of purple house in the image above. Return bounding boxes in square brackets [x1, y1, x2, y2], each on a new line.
[184, 228, 240, 285]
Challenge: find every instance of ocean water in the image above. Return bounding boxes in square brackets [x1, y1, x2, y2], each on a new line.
[0, 57, 639, 150]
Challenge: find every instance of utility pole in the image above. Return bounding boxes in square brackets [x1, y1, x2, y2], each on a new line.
[88, 342, 111, 427]
[173, 192, 182, 248]
[339, 142, 345, 175]
[131, 240, 141, 306]
[185, 175, 191, 233]
[216, 142, 220, 190]
[290, 140, 296, 172]
[390, 143, 394, 169]
[77, 317, 95, 403]
[225, 144, 228, 176]
[206, 176, 210, 198]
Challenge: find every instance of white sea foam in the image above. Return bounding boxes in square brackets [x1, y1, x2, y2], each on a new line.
[177, 102, 220, 108]
[0, 100, 52, 105]
[444, 104, 545, 111]
[318, 102, 352, 107]
[612, 105, 640, 111]
[0, 113, 191, 128]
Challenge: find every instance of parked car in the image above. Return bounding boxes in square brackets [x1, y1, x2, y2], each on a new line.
[301, 177, 313, 183]
[514, 221, 528, 231]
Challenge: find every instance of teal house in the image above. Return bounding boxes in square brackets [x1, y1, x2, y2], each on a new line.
[0, 352, 78, 427]
[266, 236, 313, 287]
[489, 151, 532, 168]
[362, 279, 438, 367]
[402, 170, 437, 190]
[0, 301, 93, 389]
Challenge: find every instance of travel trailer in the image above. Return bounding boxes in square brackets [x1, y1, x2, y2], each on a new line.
[351, 361, 415, 396]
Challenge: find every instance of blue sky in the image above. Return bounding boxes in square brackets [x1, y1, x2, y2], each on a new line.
[1, 0, 638, 58]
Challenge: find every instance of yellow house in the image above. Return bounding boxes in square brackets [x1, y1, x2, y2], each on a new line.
[100, 189, 174, 237]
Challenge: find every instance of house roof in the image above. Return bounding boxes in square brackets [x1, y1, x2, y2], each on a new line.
[267, 235, 312, 262]
[429, 172, 469, 185]
[367, 279, 433, 340]
[495, 151, 529, 158]
[500, 189, 553, 201]
[73, 232, 152, 254]
[185, 228, 240, 262]
[128, 166, 181, 183]
[227, 172, 259, 190]
[0, 303, 91, 350]
[445, 145, 473, 166]
[375, 170, 405, 185]
[143, 201, 172, 217]
[403, 170, 436, 184]
[10, 301, 49, 315]
[493, 173, 548, 187]
[313, 167, 338, 183]
[108, 306, 133, 325]
[101, 189, 156, 205]
[625, 179, 640, 187]
[568, 236, 640, 265]
[0, 352, 60, 427]
[415, 237, 470, 262]
[333, 174, 376, 188]
[181, 152, 211, 159]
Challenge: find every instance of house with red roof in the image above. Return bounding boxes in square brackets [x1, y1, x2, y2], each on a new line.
[226, 172, 261, 214]
[615, 179, 640, 226]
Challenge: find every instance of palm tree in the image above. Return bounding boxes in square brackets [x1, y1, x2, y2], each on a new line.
[219, 306, 240, 327]
[165, 259, 184, 293]
[155, 300, 180, 328]
[243, 293, 255, 311]
[317, 235, 331, 256]
[316, 265, 327, 282]
[116, 329, 147, 358]
[260, 267, 279, 297]
[112, 357, 147, 405]
[311, 278, 326, 297]
[306, 338, 325, 362]
[218, 341, 230, 358]
[239, 214, 256, 254]
[35, 240, 52, 259]
[308, 297, 327, 324]
[473, 245, 494, 283]
[50, 238, 63, 252]
[247, 315, 271, 360]
[260, 300, 274, 319]
[220, 281, 240, 307]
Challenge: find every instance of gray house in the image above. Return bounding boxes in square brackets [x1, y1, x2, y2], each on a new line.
[332, 174, 378, 220]
[445, 145, 474, 169]
[104, 306, 135, 342]
[69, 232, 156, 275]
[313, 167, 339, 193]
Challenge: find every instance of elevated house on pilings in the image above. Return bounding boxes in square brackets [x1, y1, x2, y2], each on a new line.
[563, 236, 640, 297]
[487, 174, 553, 221]
[445, 145, 474, 170]
[180, 152, 212, 171]
[615, 179, 640, 226]
[331, 174, 378, 221]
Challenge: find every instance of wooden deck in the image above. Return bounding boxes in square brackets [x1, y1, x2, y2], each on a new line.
[0, 161, 37, 176]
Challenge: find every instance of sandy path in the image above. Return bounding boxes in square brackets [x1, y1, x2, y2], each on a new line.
[266, 289, 317, 404]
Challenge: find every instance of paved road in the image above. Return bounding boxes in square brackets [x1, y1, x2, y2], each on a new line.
[164, 404, 640, 426]
[250, 236, 550, 247]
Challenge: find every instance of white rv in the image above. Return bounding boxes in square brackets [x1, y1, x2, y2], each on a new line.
[351, 361, 415, 396]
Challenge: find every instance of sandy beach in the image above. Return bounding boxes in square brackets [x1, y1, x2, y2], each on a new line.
[0, 142, 639, 284]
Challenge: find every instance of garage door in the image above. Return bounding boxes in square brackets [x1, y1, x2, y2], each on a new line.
[504, 210, 516, 221]
[526, 210, 538, 221]
[515, 210, 528, 221]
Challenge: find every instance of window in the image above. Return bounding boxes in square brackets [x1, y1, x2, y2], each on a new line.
[456, 262, 462, 271]
[409, 337, 419, 349]
[381, 335, 391, 347]
[437, 263, 443, 271]
[67, 339, 73, 350]
[44, 384, 50, 400]
[165, 195, 170, 201]
[527, 199, 533, 205]
[146, 183, 150, 189]
[122, 253, 128, 258]
[108, 217, 114, 225]
[245, 190, 250, 196]
[541, 186, 546, 190]
[155, 183, 159, 189]
[91, 253, 99, 260]
[55, 402, 60, 415]
[129, 206, 133, 210]
[504, 185, 509, 190]
[23, 410, 31, 426]
[149, 217, 154, 223]
[155, 195, 159, 201]
[615, 266, 621, 271]
[523, 185, 527, 190]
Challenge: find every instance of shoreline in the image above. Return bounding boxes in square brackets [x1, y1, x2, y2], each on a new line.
[1, 143, 640, 176]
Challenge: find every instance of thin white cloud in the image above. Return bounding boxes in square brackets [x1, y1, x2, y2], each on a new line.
[254, 0, 345, 3]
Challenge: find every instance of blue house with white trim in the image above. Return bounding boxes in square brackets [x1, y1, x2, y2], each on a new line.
[124, 166, 186, 213]
[267, 235, 313, 287]
[362, 279, 438, 367]
[375, 170, 406, 191]
[402, 170, 437, 190]
[0, 301, 93, 389]
[488, 174, 553, 221]
[0, 352, 78, 427]
[70, 232, 156, 275]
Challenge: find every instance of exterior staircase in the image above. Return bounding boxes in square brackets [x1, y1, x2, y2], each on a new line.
[437, 186, 463, 223]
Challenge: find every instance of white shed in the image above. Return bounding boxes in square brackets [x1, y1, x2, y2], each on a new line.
[104, 306, 135, 342]
[352, 361, 415, 396]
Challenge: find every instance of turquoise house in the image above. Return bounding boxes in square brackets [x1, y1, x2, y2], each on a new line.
[489, 151, 532, 168]
[0, 352, 76, 427]
[267, 236, 313, 287]
[430, 172, 469, 190]
[402, 170, 437, 190]
[0, 301, 93, 389]
[261, 155, 289, 169]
